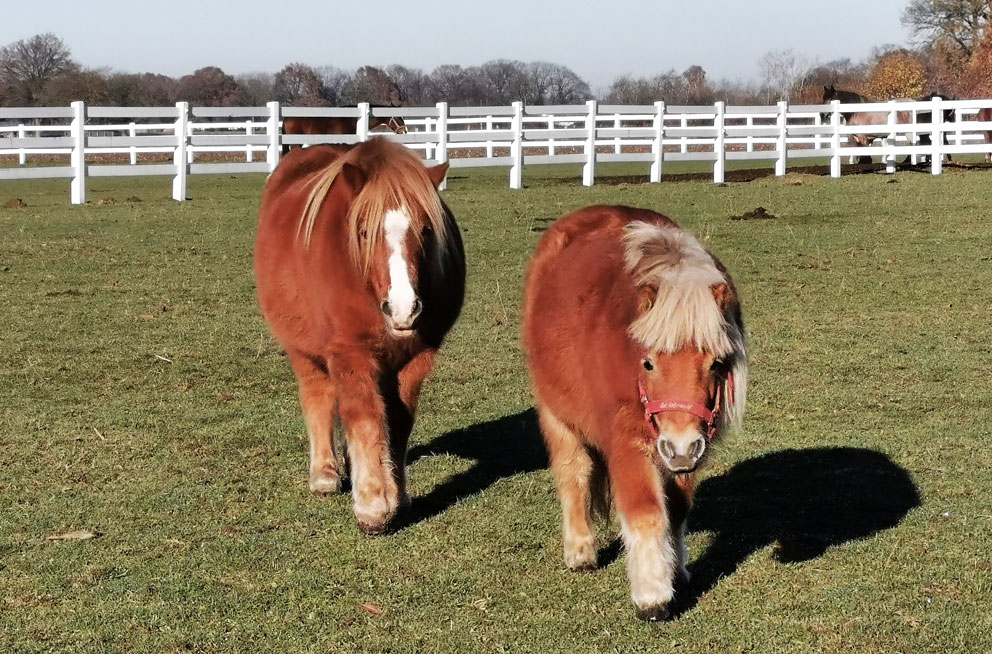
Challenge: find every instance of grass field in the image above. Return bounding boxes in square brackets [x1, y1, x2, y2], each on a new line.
[2, 161, 991, 653]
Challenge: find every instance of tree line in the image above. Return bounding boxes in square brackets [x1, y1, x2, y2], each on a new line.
[2, 3, 991, 108]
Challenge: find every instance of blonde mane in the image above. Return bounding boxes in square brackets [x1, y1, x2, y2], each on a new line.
[622, 219, 747, 429]
[297, 138, 454, 278]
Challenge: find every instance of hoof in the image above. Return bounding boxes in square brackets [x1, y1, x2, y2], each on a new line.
[568, 561, 597, 573]
[309, 469, 341, 495]
[564, 538, 597, 571]
[357, 520, 391, 536]
[635, 604, 671, 622]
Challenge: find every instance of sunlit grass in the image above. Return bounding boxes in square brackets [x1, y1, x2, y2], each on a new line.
[1, 163, 990, 652]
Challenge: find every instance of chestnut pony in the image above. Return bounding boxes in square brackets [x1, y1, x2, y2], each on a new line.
[523, 206, 747, 621]
[255, 138, 464, 533]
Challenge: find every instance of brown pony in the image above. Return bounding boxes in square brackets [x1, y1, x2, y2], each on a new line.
[255, 138, 464, 534]
[522, 206, 747, 621]
[282, 112, 407, 155]
[977, 107, 992, 163]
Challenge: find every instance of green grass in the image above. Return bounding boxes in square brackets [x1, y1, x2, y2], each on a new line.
[1, 163, 991, 653]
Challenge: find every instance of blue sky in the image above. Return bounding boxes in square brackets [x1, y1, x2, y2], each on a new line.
[1, 0, 911, 90]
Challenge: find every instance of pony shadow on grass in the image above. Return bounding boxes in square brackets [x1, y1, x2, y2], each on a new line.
[398, 409, 547, 529]
[670, 446, 921, 617]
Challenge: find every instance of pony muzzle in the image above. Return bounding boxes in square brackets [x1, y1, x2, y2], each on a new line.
[656, 433, 706, 473]
[380, 296, 423, 334]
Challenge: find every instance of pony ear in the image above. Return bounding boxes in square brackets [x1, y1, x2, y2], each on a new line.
[711, 282, 731, 311]
[426, 162, 449, 189]
[637, 283, 657, 314]
[337, 163, 366, 195]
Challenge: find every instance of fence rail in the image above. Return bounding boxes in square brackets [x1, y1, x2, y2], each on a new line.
[2, 98, 992, 203]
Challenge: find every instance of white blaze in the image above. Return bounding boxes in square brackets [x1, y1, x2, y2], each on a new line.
[384, 208, 417, 327]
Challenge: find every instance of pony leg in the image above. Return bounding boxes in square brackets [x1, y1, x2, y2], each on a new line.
[538, 405, 597, 571]
[383, 349, 437, 510]
[288, 350, 340, 495]
[607, 440, 675, 620]
[335, 359, 400, 534]
[664, 473, 697, 584]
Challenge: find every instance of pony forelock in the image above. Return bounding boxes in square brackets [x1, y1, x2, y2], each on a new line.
[622, 221, 733, 355]
[297, 138, 454, 278]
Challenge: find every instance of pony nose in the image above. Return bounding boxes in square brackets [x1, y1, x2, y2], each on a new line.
[382, 296, 422, 329]
[657, 436, 706, 473]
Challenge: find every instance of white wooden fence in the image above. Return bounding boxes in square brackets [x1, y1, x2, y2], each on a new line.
[2, 98, 992, 204]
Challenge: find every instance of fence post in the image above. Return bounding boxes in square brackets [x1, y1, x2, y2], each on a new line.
[129, 122, 137, 165]
[70, 101, 86, 205]
[931, 96, 943, 176]
[830, 99, 841, 178]
[680, 114, 688, 154]
[18, 124, 26, 165]
[245, 120, 253, 162]
[713, 101, 726, 184]
[485, 115, 494, 158]
[583, 99, 597, 187]
[746, 114, 755, 153]
[775, 100, 788, 176]
[613, 112, 621, 154]
[173, 101, 189, 202]
[266, 101, 281, 172]
[509, 101, 523, 190]
[435, 101, 448, 191]
[885, 100, 897, 174]
[548, 116, 556, 156]
[650, 100, 665, 183]
[357, 102, 370, 142]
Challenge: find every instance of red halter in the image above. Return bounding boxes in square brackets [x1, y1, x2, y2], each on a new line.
[637, 373, 733, 442]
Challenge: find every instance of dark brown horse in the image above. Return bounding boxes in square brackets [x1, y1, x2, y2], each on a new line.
[282, 109, 407, 155]
[523, 205, 747, 621]
[255, 138, 464, 534]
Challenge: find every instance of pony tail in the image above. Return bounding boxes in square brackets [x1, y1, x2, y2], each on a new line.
[589, 454, 612, 523]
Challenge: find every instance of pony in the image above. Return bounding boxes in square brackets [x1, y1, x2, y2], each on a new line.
[282, 109, 407, 155]
[976, 107, 992, 163]
[522, 205, 747, 621]
[255, 138, 465, 534]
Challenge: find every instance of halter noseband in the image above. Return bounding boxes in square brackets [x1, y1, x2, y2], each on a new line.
[637, 373, 733, 443]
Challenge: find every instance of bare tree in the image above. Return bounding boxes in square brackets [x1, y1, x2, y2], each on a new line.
[0, 33, 76, 105]
[429, 64, 474, 104]
[235, 72, 276, 105]
[478, 59, 528, 104]
[38, 68, 109, 105]
[544, 63, 591, 103]
[903, 0, 990, 56]
[387, 64, 429, 104]
[340, 66, 401, 105]
[104, 72, 175, 106]
[274, 63, 330, 105]
[175, 66, 241, 106]
[682, 65, 712, 104]
[316, 66, 351, 104]
[758, 49, 811, 102]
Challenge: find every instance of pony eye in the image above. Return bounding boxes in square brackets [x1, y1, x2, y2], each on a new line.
[710, 358, 724, 371]
[642, 359, 654, 371]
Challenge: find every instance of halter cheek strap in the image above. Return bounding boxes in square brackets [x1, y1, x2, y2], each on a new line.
[638, 373, 733, 442]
